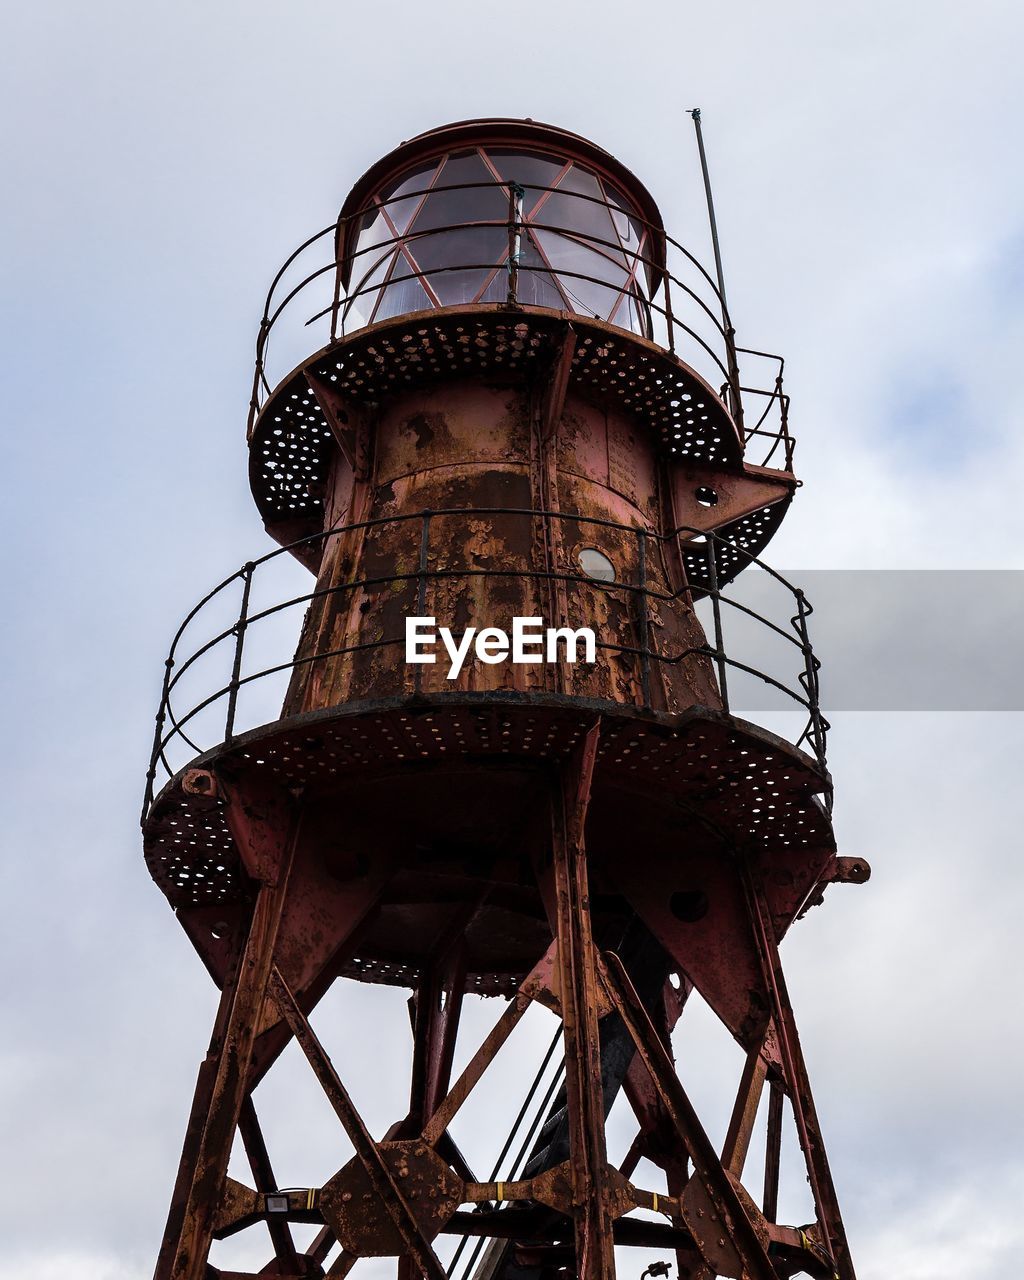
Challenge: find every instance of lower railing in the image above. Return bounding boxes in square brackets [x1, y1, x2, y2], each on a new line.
[143, 510, 828, 816]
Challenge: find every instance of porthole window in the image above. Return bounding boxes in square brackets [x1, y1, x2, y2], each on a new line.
[577, 548, 616, 583]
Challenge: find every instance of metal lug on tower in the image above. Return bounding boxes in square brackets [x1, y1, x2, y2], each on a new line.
[830, 856, 872, 884]
[181, 768, 219, 801]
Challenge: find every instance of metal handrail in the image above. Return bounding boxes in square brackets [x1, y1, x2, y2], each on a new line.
[244, 179, 795, 472]
[143, 509, 829, 818]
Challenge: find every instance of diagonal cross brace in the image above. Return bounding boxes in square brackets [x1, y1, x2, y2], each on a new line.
[238, 1096, 301, 1270]
[600, 951, 779, 1280]
[267, 967, 448, 1280]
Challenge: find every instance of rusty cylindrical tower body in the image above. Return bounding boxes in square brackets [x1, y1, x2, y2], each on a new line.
[144, 119, 866, 1280]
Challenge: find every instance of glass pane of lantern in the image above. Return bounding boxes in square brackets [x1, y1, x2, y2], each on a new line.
[410, 151, 507, 235]
[345, 247, 399, 327]
[549, 229, 631, 289]
[604, 181, 644, 247]
[477, 267, 509, 305]
[378, 160, 441, 235]
[541, 164, 626, 267]
[608, 190, 653, 300]
[406, 224, 507, 305]
[513, 234, 571, 310]
[605, 181, 652, 294]
[355, 204, 394, 259]
[606, 286, 651, 337]
[373, 254, 434, 323]
[532, 227, 625, 320]
[485, 149, 566, 213]
[385, 151, 508, 307]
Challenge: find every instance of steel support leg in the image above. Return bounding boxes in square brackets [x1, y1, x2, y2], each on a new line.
[154, 817, 301, 1280]
[742, 867, 856, 1280]
[549, 722, 616, 1280]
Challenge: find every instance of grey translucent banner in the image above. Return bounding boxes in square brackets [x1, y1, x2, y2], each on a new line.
[698, 571, 1024, 713]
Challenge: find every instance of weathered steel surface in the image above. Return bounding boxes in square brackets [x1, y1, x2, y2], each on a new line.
[269, 967, 450, 1280]
[144, 702, 836, 987]
[150, 738, 854, 1278]
[544, 725, 616, 1280]
[155, 801, 301, 1280]
[248, 311, 752, 564]
[282, 369, 721, 715]
[320, 1142, 463, 1257]
[149, 117, 860, 1280]
[600, 952, 779, 1280]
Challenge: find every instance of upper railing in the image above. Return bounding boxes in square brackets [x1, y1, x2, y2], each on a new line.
[246, 180, 794, 472]
[143, 509, 828, 817]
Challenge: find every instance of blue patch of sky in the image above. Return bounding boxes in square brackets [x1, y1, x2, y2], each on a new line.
[875, 227, 1024, 471]
[985, 228, 1024, 317]
[880, 370, 975, 469]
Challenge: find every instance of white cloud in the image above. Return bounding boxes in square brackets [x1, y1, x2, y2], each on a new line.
[1, 2, 1021, 1275]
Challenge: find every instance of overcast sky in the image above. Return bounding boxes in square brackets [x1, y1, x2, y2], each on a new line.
[2, 2, 1022, 1277]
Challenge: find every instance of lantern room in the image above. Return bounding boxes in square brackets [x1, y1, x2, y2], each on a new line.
[336, 118, 664, 334]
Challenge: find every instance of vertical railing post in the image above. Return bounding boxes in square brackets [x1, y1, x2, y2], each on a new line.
[725, 326, 745, 435]
[224, 563, 254, 745]
[415, 513, 432, 695]
[662, 265, 676, 355]
[794, 589, 825, 772]
[330, 233, 344, 344]
[704, 535, 730, 712]
[247, 318, 269, 439]
[143, 654, 175, 821]
[636, 529, 652, 708]
[780, 386, 793, 471]
[505, 183, 524, 306]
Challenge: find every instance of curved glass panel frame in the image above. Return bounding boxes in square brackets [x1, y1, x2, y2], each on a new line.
[342, 146, 654, 335]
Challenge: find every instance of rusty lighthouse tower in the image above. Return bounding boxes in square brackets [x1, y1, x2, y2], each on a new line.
[145, 118, 866, 1280]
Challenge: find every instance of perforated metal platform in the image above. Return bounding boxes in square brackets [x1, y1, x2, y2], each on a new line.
[248, 306, 747, 550]
[143, 695, 834, 998]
